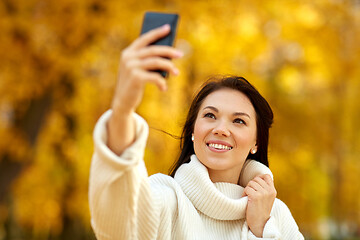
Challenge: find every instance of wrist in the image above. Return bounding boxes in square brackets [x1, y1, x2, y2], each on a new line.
[107, 109, 136, 156]
[249, 216, 270, 238]
[111, 99, 135, 116]
[110, 108, 133, 122]
[249, 225, 264, 238]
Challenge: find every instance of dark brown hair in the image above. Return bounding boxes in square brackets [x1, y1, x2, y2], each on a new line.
[169, 75, 273, 177]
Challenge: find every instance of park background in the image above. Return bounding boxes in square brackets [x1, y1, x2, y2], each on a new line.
[1, 0, 360, 239]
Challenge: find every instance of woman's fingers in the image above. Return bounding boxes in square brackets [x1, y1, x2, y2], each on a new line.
[247, 179, 264, 193]
[251, 175, 273, 188]
[131, 24, 171, 50]
[261, 174, 274, 185]
[140, 57, 179, 75]
[243, 185, 256, 196]
[243, 174, 276, 197]
[137, 45, 183, 59]
[144, 71, 168, 91]
[245, 175, 276, 200]
[112, 24, 182, 111]
[119, 54, 178, 92]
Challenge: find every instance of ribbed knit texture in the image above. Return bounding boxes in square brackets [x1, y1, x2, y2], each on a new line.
[89, 110, 304, 240]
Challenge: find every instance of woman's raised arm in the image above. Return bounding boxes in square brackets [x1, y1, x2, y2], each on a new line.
[107, 24, 183, 155]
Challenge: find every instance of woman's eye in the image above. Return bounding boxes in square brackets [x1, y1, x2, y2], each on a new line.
[204, 113, 216, 119]
[234, 118, 245, 125]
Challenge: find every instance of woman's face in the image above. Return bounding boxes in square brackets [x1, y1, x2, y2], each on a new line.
[193, 88, 257, 184]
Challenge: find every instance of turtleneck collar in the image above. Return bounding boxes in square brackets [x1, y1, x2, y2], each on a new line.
[174, 155, 248, 221]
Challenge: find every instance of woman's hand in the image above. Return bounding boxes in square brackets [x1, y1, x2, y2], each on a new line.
[107, 24, 183, 155]
[112, 24, 183, 115]
[242, 174, 277, 237]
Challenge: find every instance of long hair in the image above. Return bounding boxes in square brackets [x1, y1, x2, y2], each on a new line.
[169, 75, 274, 177]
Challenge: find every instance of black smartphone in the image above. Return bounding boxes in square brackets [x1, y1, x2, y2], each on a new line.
[140, 12, 179, 78]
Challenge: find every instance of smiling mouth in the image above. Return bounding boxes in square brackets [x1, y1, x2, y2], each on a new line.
[206, 143, 233, 150]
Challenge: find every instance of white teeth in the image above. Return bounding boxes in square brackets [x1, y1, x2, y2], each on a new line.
[208, 143, 232, 150]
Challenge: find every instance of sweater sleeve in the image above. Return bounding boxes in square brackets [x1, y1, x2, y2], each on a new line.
[88, 110, 160, 240]
[247, 199, 305, 240]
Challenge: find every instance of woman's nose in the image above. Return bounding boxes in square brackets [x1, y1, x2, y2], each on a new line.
[211, 121, 230, 137]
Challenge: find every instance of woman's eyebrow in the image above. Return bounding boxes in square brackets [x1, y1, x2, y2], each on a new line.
[203, 106, 251, 119]
[233, 112, 251, 119]
[203, 106, 218, 112]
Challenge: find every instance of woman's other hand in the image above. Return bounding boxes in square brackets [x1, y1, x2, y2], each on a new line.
[242, 174, 277, 237]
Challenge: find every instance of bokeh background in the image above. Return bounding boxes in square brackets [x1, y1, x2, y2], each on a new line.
[1, 0, 360, 239]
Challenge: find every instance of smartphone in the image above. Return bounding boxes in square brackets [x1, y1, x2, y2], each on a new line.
[140, 12, 179, 78]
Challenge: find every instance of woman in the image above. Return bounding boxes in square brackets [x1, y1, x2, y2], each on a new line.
[89, 24, 304, 239]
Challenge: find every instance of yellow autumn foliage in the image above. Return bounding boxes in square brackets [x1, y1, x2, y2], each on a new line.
[1, 0, 359, 239]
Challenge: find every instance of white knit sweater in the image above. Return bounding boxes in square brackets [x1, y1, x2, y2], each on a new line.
[89, 110, 304, 240]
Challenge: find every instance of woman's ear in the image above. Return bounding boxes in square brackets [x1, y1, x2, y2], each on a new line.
[250, 144, 258, 154]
